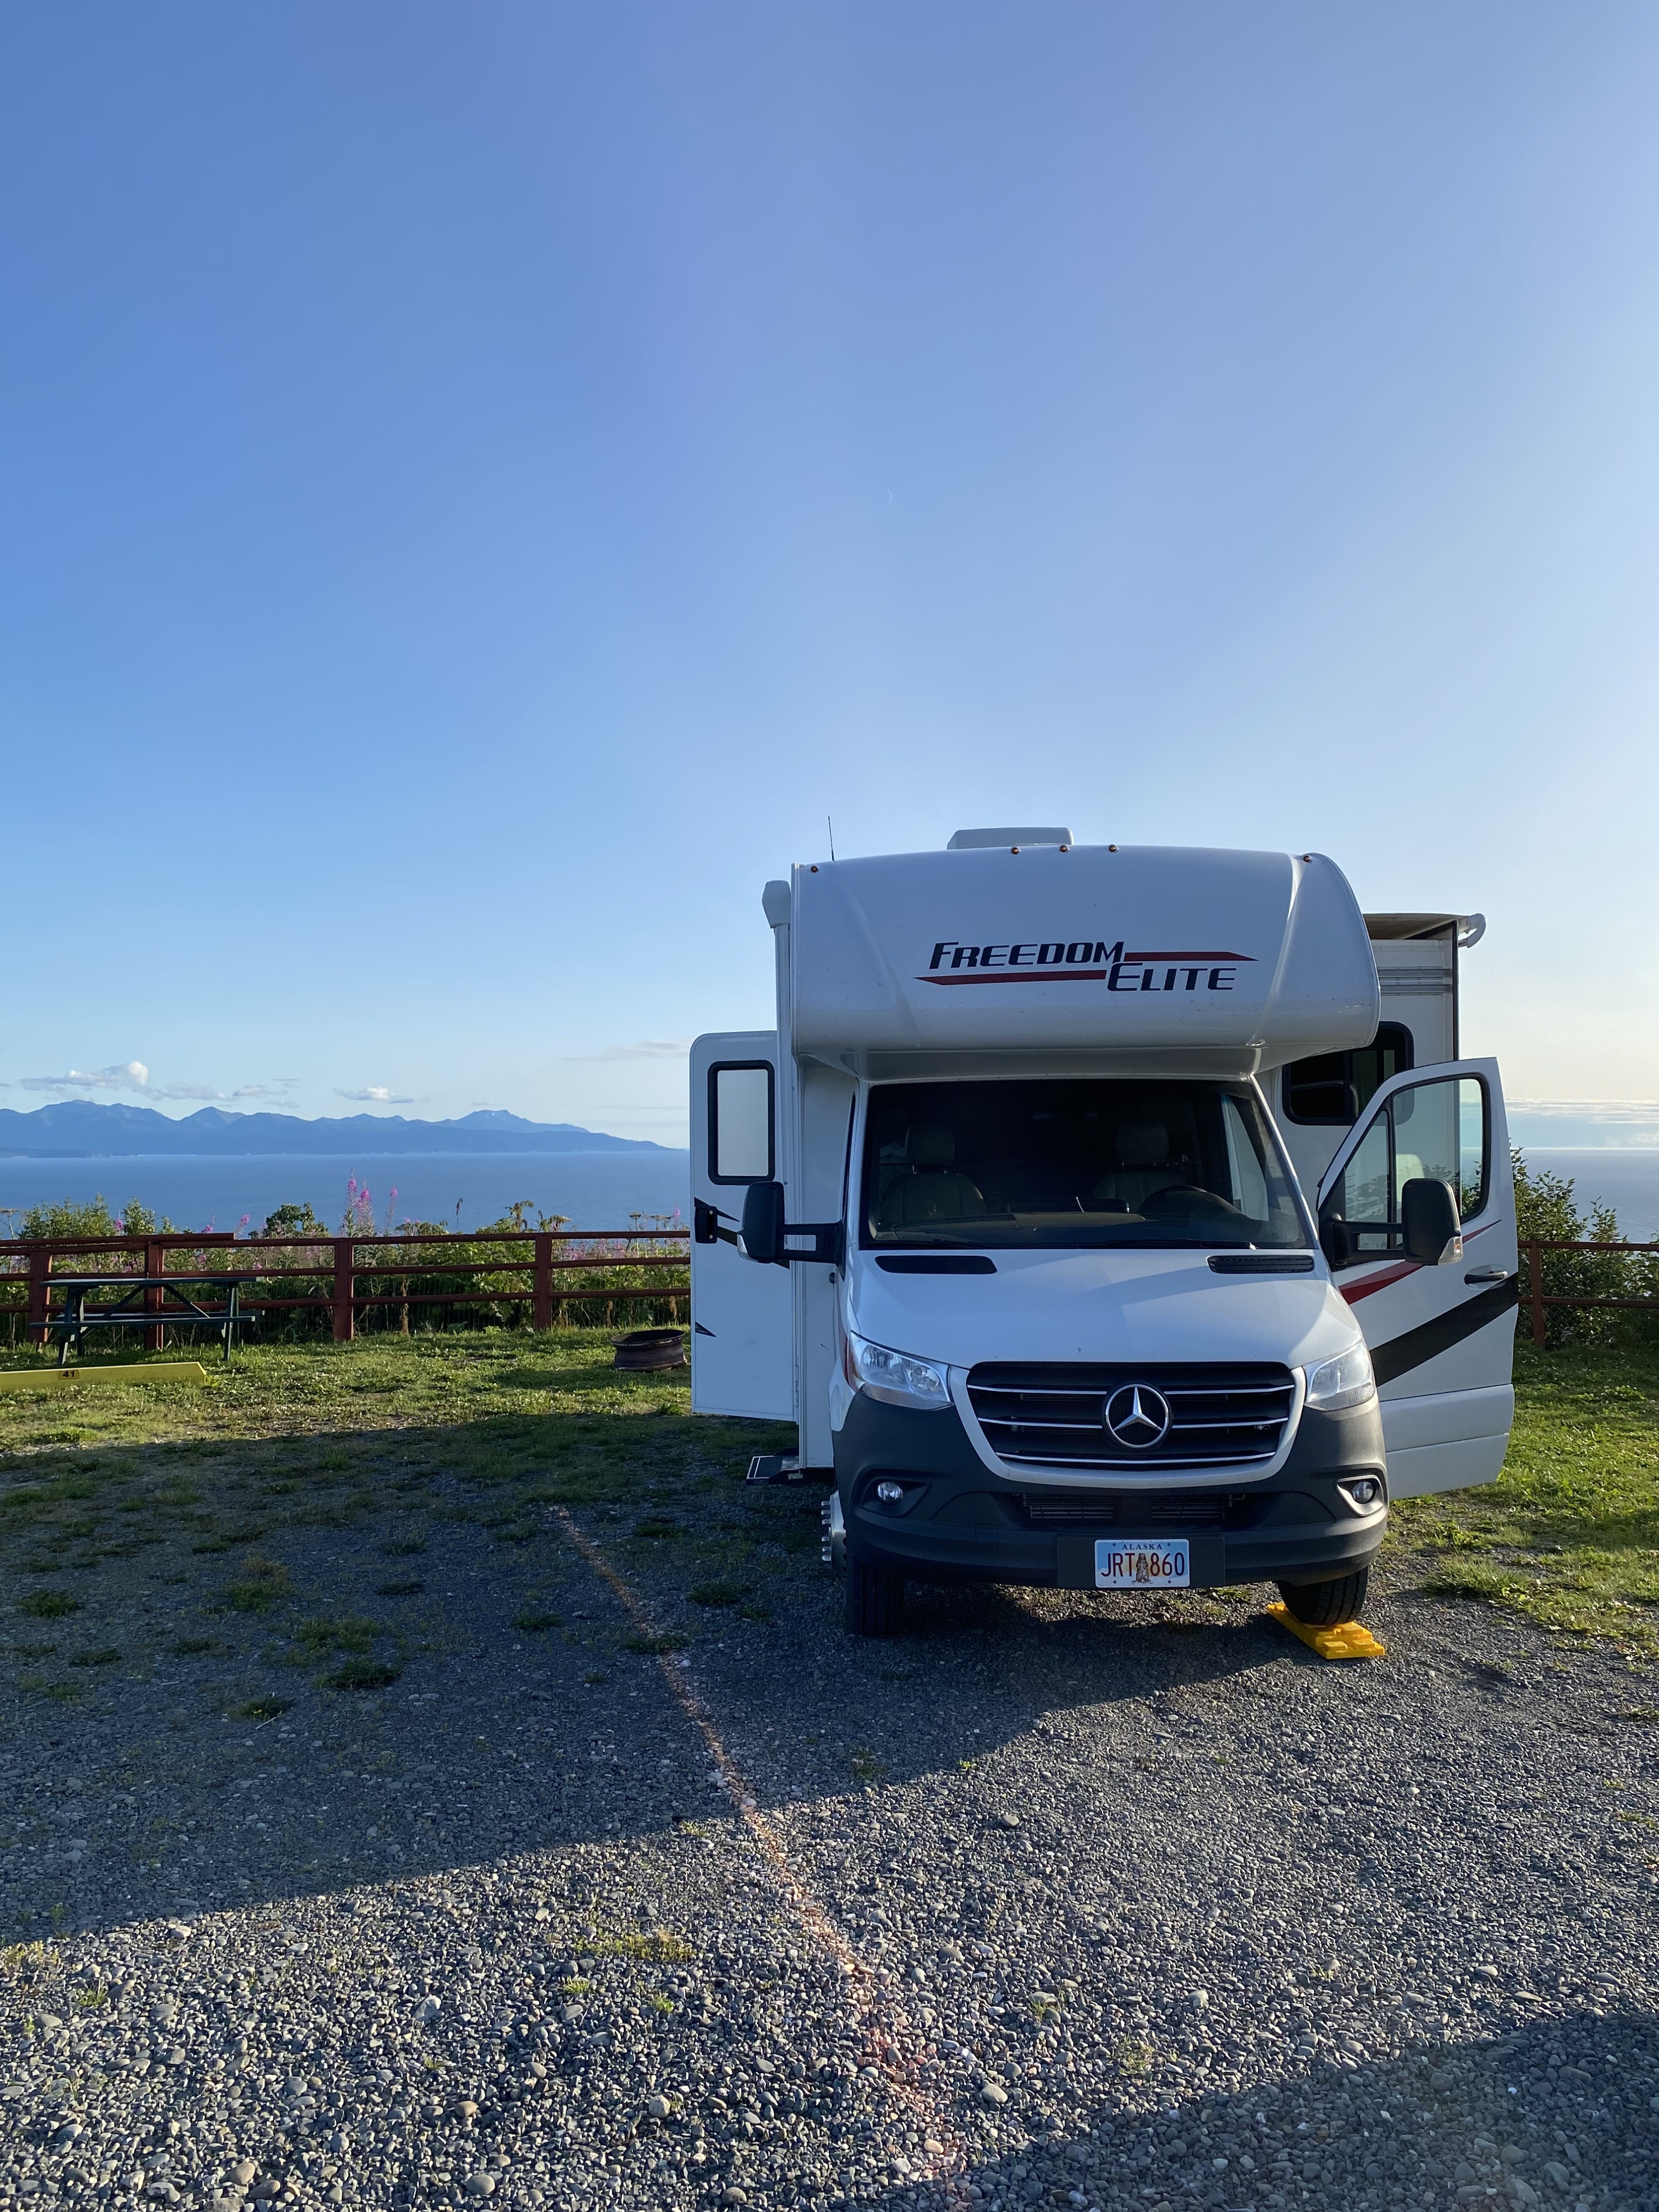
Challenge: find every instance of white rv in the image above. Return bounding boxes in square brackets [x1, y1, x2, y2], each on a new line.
[690, 831, 1516, 1636]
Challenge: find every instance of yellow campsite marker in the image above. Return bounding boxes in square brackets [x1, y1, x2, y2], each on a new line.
[0, 1362, 209, 1393]
[1266, 1601, 1386, 1661]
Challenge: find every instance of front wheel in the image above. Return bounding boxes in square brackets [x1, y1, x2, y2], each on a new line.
[845, 1559, 905, 1637]
[1277, 1567, 1370, 1627]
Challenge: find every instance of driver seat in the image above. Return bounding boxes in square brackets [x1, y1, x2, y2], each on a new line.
[878, 1123, 984, 1228]
[1092, 1121, 1187, 1212]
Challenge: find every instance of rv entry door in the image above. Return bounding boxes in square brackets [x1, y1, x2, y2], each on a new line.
[1315, 1058, 1517, 1498]
[690, 1034, 792, 1420]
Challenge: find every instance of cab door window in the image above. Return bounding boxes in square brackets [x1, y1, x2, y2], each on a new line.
[1326, 1074, 1488, 1262]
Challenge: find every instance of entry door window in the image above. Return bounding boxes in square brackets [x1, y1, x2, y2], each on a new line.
[708, 1063, 775, 1183]
[1326, 1075, 1488, 1261]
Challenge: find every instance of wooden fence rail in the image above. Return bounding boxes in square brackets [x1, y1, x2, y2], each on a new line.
[1519, 1237, 1659, 1348]
[6, 1229, 1652, 1353]
[0, 1228, 691, 1347]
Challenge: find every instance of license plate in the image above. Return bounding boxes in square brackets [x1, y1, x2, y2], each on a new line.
[1095, 1537, 1191, 1589]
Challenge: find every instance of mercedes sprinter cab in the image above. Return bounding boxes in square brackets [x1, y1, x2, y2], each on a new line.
[690, 831, 1517, 1636]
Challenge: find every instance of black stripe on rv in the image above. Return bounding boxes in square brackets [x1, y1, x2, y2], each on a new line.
[1369, 1275, 1520, 1388]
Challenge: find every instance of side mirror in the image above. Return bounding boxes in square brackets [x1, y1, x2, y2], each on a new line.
[1401, 1177, 1463, 1265]
[1318, 1212, 1350, 1269]
[740, 1181, 786, 1266]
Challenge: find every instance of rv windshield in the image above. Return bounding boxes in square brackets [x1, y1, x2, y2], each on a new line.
[861, 1078, 1310, 1250]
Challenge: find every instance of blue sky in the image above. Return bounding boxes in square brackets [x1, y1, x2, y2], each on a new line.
[4, 3, 1658, 1147]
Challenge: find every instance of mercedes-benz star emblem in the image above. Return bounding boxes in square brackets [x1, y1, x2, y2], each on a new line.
[1103, 1383, 1172, 1450]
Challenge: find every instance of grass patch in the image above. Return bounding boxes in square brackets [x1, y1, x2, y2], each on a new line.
[512, 1609, 561, 1632]
[620, 1630, 688, 1655]
[217, 1553, 293, 1613]
[323, 1657, 402, 1691]
[689, 1580, 748, 1608]
[590, 1927, 695, 1964]
[231, 1694, 294, 1721]
[291, 1614, 380, 1660]
[17, 1590, 80, 1619]
[1391, 1342, 1659, 1648]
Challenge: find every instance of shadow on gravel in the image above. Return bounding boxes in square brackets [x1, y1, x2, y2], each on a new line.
[862, 2011, 1659, 2212]
[3, 1404, 1396, 1944]
[0, 1409, 783, 1940]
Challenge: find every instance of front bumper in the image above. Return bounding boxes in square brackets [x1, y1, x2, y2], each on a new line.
[832, 1389, 1386, 1591]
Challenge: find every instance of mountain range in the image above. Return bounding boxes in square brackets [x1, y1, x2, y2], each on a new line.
[0, 1102, 675, 1158]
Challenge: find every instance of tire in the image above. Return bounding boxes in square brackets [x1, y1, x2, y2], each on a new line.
[1277, 1566, 1370, 1627]
[844, 1558, 905, 1637]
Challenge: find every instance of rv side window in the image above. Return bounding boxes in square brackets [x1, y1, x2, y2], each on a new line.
[1281, 1022, 1413, 1126]
[1326, 1075, 1489, 1260]
[708, 1063, 775, 1183]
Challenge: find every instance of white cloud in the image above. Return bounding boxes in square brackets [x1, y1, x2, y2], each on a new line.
[15, 1061, 299, 1104]
[1508, 1099, 1659, 1123]
[565, 1040, 692, 1062]
[20, 1060, 150, 1094]
[336, 1087, 416, 1105]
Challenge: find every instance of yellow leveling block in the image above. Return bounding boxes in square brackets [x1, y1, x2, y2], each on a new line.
[1266, 1601, 1386, 1661]
[0, 1361, 209, 1392]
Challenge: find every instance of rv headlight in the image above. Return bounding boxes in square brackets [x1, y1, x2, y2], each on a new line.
[847, 1333, 951, 1411]
[1304, 1342, 1376, 1413]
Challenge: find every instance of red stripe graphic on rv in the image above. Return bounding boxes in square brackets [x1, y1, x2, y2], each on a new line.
[1339, 1260, 1422, 1305]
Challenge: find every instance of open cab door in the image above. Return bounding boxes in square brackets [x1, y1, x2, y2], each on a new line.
[689, 1033, 792, 1419]
[1316, 1057, 1517, 1498]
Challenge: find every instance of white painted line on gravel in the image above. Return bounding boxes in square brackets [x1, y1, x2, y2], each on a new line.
[552, 1504, 973, 2201]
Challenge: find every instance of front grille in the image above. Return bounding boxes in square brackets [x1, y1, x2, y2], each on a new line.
[966, 1361, 1297, 1472]
[1020, 1491, 1229, 1527]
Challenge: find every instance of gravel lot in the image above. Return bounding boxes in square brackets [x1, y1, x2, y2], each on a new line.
[3, 1407, 1657, 2212]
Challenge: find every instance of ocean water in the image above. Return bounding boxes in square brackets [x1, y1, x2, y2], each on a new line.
[1520, 1150, 1659, 1240]
[0, 1151, 692, 1237]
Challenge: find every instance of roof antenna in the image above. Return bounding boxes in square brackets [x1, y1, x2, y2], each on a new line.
[826, 815, 837, 863]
